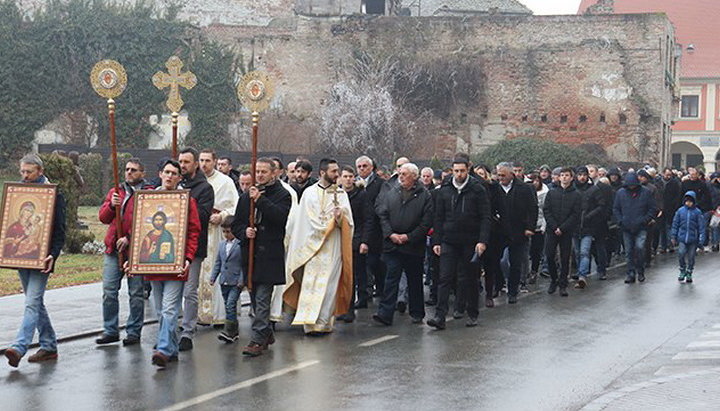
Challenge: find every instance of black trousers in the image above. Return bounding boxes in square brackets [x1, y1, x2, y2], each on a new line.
[366, 251, 385, 297]
[350, 251, 368, 310]
[530, 231, 545, 273]
[545, 232, 573, 288]
[436, 242, 480, 319]
[487, 236, 528, 297]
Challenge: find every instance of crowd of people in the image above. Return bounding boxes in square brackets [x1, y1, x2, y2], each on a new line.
[4, 150, 720, 369]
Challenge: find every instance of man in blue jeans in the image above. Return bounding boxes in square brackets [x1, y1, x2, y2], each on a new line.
[613, 172, 657, 283]
[4, 154, 66, 368]
[373, 163, 433, 326]
[96, 159, 153, 346]
[573, 167, 608, 289]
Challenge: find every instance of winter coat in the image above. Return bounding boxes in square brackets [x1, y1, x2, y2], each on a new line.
[432, 176, 491, 246]
[143, 196, 201, 282]
[681, 178, 712, 212]
[613, 172, 657, 234]
[662, 176, 683, 218]
[543, 184, 582, 235]
[489, 178, 538, 244]
[376, 181, 433, 256]
[347, 186, 368, 250]
[535, 183, 549, 233]
[98, 180, 154, 255]
[232, 180, 291, 285]
[575, 180, 608, 236]
[671, 191, 706, 245]
[707, 181, 720, 210]
[360, 173, 384, 253]
[595, 182, 614, 236]
[180, 171, 215, 259]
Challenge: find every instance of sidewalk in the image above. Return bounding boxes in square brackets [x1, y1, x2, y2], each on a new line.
[0, 281, 250, 350]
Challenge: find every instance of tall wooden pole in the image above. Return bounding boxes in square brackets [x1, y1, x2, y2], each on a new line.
[171, 111, 179, 158]
[108, 98, 124, 268]
[247, 111, 259, 291]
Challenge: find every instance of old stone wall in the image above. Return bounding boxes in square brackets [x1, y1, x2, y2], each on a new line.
[206, 14, 677, 165]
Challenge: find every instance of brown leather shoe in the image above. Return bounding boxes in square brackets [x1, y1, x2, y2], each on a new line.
[263, 334, 276, 350]
[151, 351, 169, 368]
[27, 349, 57, 363]
[242, 342, 264, 357]
[4, 348, 21, 368]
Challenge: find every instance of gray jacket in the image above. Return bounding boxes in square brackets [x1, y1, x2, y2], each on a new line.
[210, 239, 244, 286]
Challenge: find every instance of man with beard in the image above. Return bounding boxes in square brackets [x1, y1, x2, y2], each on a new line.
[217, 155, 241, 193]
[283, 159, 354, 334]
[357, 155, 386, 304]
[177, 147, 215, 351]
[232, 158, 291, 356]
[427, 158, 490, 329]
[291, 160, 317, 200]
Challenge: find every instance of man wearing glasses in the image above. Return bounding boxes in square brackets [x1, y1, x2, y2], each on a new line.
[96, 159, 154, 346]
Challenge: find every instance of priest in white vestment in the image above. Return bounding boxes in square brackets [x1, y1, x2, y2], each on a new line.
[283, 159, 354, 334]
[197, 151, 239, 325]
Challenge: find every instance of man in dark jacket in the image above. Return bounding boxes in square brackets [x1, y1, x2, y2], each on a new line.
[337, 165, 368, 322]
[177, 147, 215, 351]
[427, 158, 490, 330]
[4, 154, 66, 368]
[573, 166, 607, 289]
[613, 172, 657, 283]
[544, 167, 581, 296]
[681, 167, 711, 212]
[357, 155, 386, 302]
[232, 158, 291, 356]
[661, 167, 683, 253]
[291, 160, 317, 200]
[373, 163, 433, 326]
[707, 172, 720, 251]
[486, 162, 538, 304]
[638, 169, 662, 265]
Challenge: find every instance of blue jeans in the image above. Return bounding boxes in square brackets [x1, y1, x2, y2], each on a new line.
[12, 270, 57, 356]
[102, 253, 145, 338]
[152, 280, 184, 357]
[377, 251, 425, 323]
[576, 235, 594, 279]
[677, 242, 697, 272]
[711, 226, 720, 247]
[220, 285, 241, 322]
[622, 230, 647, 277]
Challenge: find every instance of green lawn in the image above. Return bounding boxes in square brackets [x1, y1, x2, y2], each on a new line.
[0, 253, 104, 296]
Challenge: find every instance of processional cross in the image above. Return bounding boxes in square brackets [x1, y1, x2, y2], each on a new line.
[152, 56, 197, 158]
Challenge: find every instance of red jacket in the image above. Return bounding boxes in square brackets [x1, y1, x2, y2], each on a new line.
[144, 196, 201, 282]
[99, 185, 153, 255]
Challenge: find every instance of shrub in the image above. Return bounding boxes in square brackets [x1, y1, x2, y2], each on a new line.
[474, 139, 608, 171]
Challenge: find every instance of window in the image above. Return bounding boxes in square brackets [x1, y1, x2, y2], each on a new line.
[599, 113, 606, 123]
[619, 114, 627, 125]
[364, 0, 385, 14]
[681, 95, 699, 118]
[541, 114, 548, 123]
[579, 115, 587, 123]
[560, 115, 568, 123]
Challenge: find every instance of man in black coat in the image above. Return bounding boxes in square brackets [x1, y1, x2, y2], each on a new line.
[427, 158, 490, 329]
[660, 167, 682, 253]
[681, 167, 711, 212]
[357, 155, 386, 301]
[177, 147, 215, 352]
[373, 163, 433, 326]
[573, 167, 607, 289]
[485, 162, 538, 304]
[544, 167, 581, 296]
[291, 160, 317, 200]
[232, 158, 291, 356]
[337, 165, 368, 322]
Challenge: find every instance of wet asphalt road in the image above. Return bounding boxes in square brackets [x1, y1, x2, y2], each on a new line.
[3, 253, 720, 411]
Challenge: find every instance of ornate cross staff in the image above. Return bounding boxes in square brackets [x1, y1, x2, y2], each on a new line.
[236, 71, 275, 291]
[152, 56, 197, 158]
[90, 60, 128, 268]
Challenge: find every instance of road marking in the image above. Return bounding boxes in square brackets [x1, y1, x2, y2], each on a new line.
[160, 360, 320, 411]
[358, 335, 398, 347]
[673, 351, 720, 360]
[700, 331, 720, 338]
[687, 340, 720, 349]
[712, 324, 720, 329]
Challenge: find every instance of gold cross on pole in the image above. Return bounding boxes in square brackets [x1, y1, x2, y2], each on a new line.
[152, 56, 197, 113]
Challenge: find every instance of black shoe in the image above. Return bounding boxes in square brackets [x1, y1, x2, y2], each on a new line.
[559, 288, 569, 297]
[466, 317, 478, 327]
[425, 299, 437, 306]
[713, 245, 719, 252]
[599, 273, 608, 281]
[637, 272, 645, 282]
[178, 336, 193, 352]
[411, 317, 424, 324]
[452, 310, 465, 320]
[624, 275, 636, 284]
[372, 314, 391, 326]
[426, 317, 446, 330]
[527, 272, 537, 285]
[571, 275, 579, 281]
[122, 335, 140, 346]
[396, 301, 407, 314]
[95, 334, 120, 345]
[547, 281, 558, 294]
[508, 295, 518, 304]
[336, 313, 356, 323]
[353, 302, 368, 309]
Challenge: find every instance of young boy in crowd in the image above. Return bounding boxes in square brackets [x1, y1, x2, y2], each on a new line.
[671, 191, 706, 283]
[210, 216, 244, 342]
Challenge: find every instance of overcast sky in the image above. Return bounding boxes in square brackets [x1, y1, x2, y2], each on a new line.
[520, 0, 583, 15]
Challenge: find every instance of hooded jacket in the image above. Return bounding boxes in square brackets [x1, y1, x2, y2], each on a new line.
[432, 176, 491, 246]
[613, 172, 657, 234]
[180, 171, 214, 259]
[575, 179, 608, 236]
[671, 191, 706, 245]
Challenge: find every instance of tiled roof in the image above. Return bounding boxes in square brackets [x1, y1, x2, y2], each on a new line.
[416, 0, 532, 16]
[578, 0, 720, 78]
